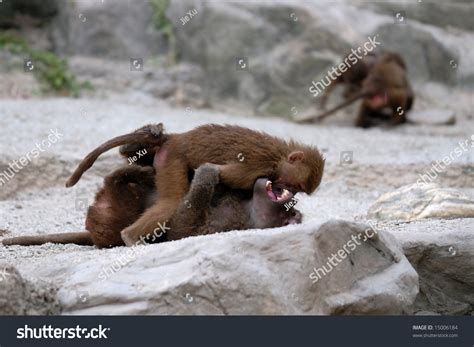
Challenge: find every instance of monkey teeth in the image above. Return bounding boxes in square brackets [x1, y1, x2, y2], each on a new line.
[278, 189, 291, 201]
[265, 180, 277, 200]
[265, 180, 291, 201]
[266, 180, 272, 190]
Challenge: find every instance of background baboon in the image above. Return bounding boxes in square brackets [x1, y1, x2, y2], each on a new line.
[300, 51, 414, 127]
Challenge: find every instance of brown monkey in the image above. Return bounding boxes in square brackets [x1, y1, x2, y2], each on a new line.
[65, 123, 166, 188]
[300, 52, 414, 128]
[317, 51, 379, 110]
[2, 164, 302, 248]
[65, 123, 324, 246]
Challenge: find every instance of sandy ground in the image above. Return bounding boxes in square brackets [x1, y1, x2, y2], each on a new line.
[0, 90, 473, 288]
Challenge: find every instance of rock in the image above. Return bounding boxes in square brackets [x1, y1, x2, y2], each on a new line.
[67, 56, 208, 107]
[54, 1, 164, 59]
[388, 218, 474, 315]
[12, 0, 59, 19]
[167, 0, 348, 116]
[367, 183, 474, 221]
[141, 63, 208, 108]
[18, 220, 418, 315]
[374, 24, 458, 84]
[6, 0, 467, 114]
[0, 261, 60, 314]
[408, 109, 456, 125]
[370, 2, 474, 32]
[165, 0, 471, 115]
[0, 0, 59, 27]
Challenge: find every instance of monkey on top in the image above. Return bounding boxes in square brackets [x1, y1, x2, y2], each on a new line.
[4, 123, 324, 248]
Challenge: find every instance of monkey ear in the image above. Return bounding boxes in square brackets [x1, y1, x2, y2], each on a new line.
[288, 151, 304, 163]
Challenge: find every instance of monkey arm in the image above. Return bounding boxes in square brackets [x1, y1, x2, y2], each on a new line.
[167, 164, 220, 240]
[319, 79, 340, 109]
[388, 88, 410, 109]
[217, 163, 272, 190]
[388, 87, 411, 125]
[296, 91, 368, 124]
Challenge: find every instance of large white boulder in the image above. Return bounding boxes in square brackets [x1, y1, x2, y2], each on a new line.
[7, 220, 418, 315]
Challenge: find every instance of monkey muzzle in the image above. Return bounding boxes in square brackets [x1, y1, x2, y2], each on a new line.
[264, 180, 292, 202]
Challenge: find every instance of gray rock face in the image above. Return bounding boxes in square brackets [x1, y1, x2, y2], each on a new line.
[6, 0, 473, 115]
[14, 220, 418, 315]
[388, 219, 474, 315]
[67, 57, 208, 108]
[164, 0, 472, 116]
[368, 183, 474, 221]
[54, 0, 165, 59]
[0, 261, 60, 315]
[0, 0, 59, 27]
[374, 24, 458, 85]
[167, 0, 349, 116]
[371, 2, 474, 32]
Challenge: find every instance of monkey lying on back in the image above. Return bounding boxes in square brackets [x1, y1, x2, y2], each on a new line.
[301, 51, 414, 127]
[2, 164, 302, 248]
[65, 123, 324, 246]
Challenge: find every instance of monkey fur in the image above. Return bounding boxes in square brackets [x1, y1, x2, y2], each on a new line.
[64, 123, 324, 246]
[2, 164, 302, 248]
[299, 51, 414, 127]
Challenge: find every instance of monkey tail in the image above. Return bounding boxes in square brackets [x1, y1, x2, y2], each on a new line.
[295, 91, 369, 124]
[2, 232, 93, 246]
[65, 123, 165, 188]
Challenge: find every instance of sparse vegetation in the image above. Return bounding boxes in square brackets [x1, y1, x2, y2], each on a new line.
[149, 0, 177, 65]
[0, 32, 87, 96]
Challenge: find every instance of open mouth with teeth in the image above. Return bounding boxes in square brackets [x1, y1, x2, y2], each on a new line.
[265, 180, 292, 202]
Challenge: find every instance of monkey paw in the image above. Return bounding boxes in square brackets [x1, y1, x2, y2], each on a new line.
[194, 163, 220, 185]
[120, 228, 139, 247]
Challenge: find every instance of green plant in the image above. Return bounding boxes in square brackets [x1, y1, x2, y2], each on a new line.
[150, 0, 171, 31]
[149, 0, 177, 65]
[0, 32, 29, 53]
[0, 32, 85, 96]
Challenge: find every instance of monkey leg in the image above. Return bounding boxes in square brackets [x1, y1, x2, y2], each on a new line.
[343, 83, 362, 99]
[390, 111, 407, 126]
[388, 88, 410, 126]
[319, 80, 340, 109]
[120, 157, 189, 246]
[355, 103, 384, 128]
[119, 123, 163, 166]
[167, 164, 220, 241]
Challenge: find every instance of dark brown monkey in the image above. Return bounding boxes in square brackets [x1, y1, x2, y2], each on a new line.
[65, 123, 324, 246]
[300, 52, 414, 128]
[317, 52, 379, 110]
[2, 164, 302, 248]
